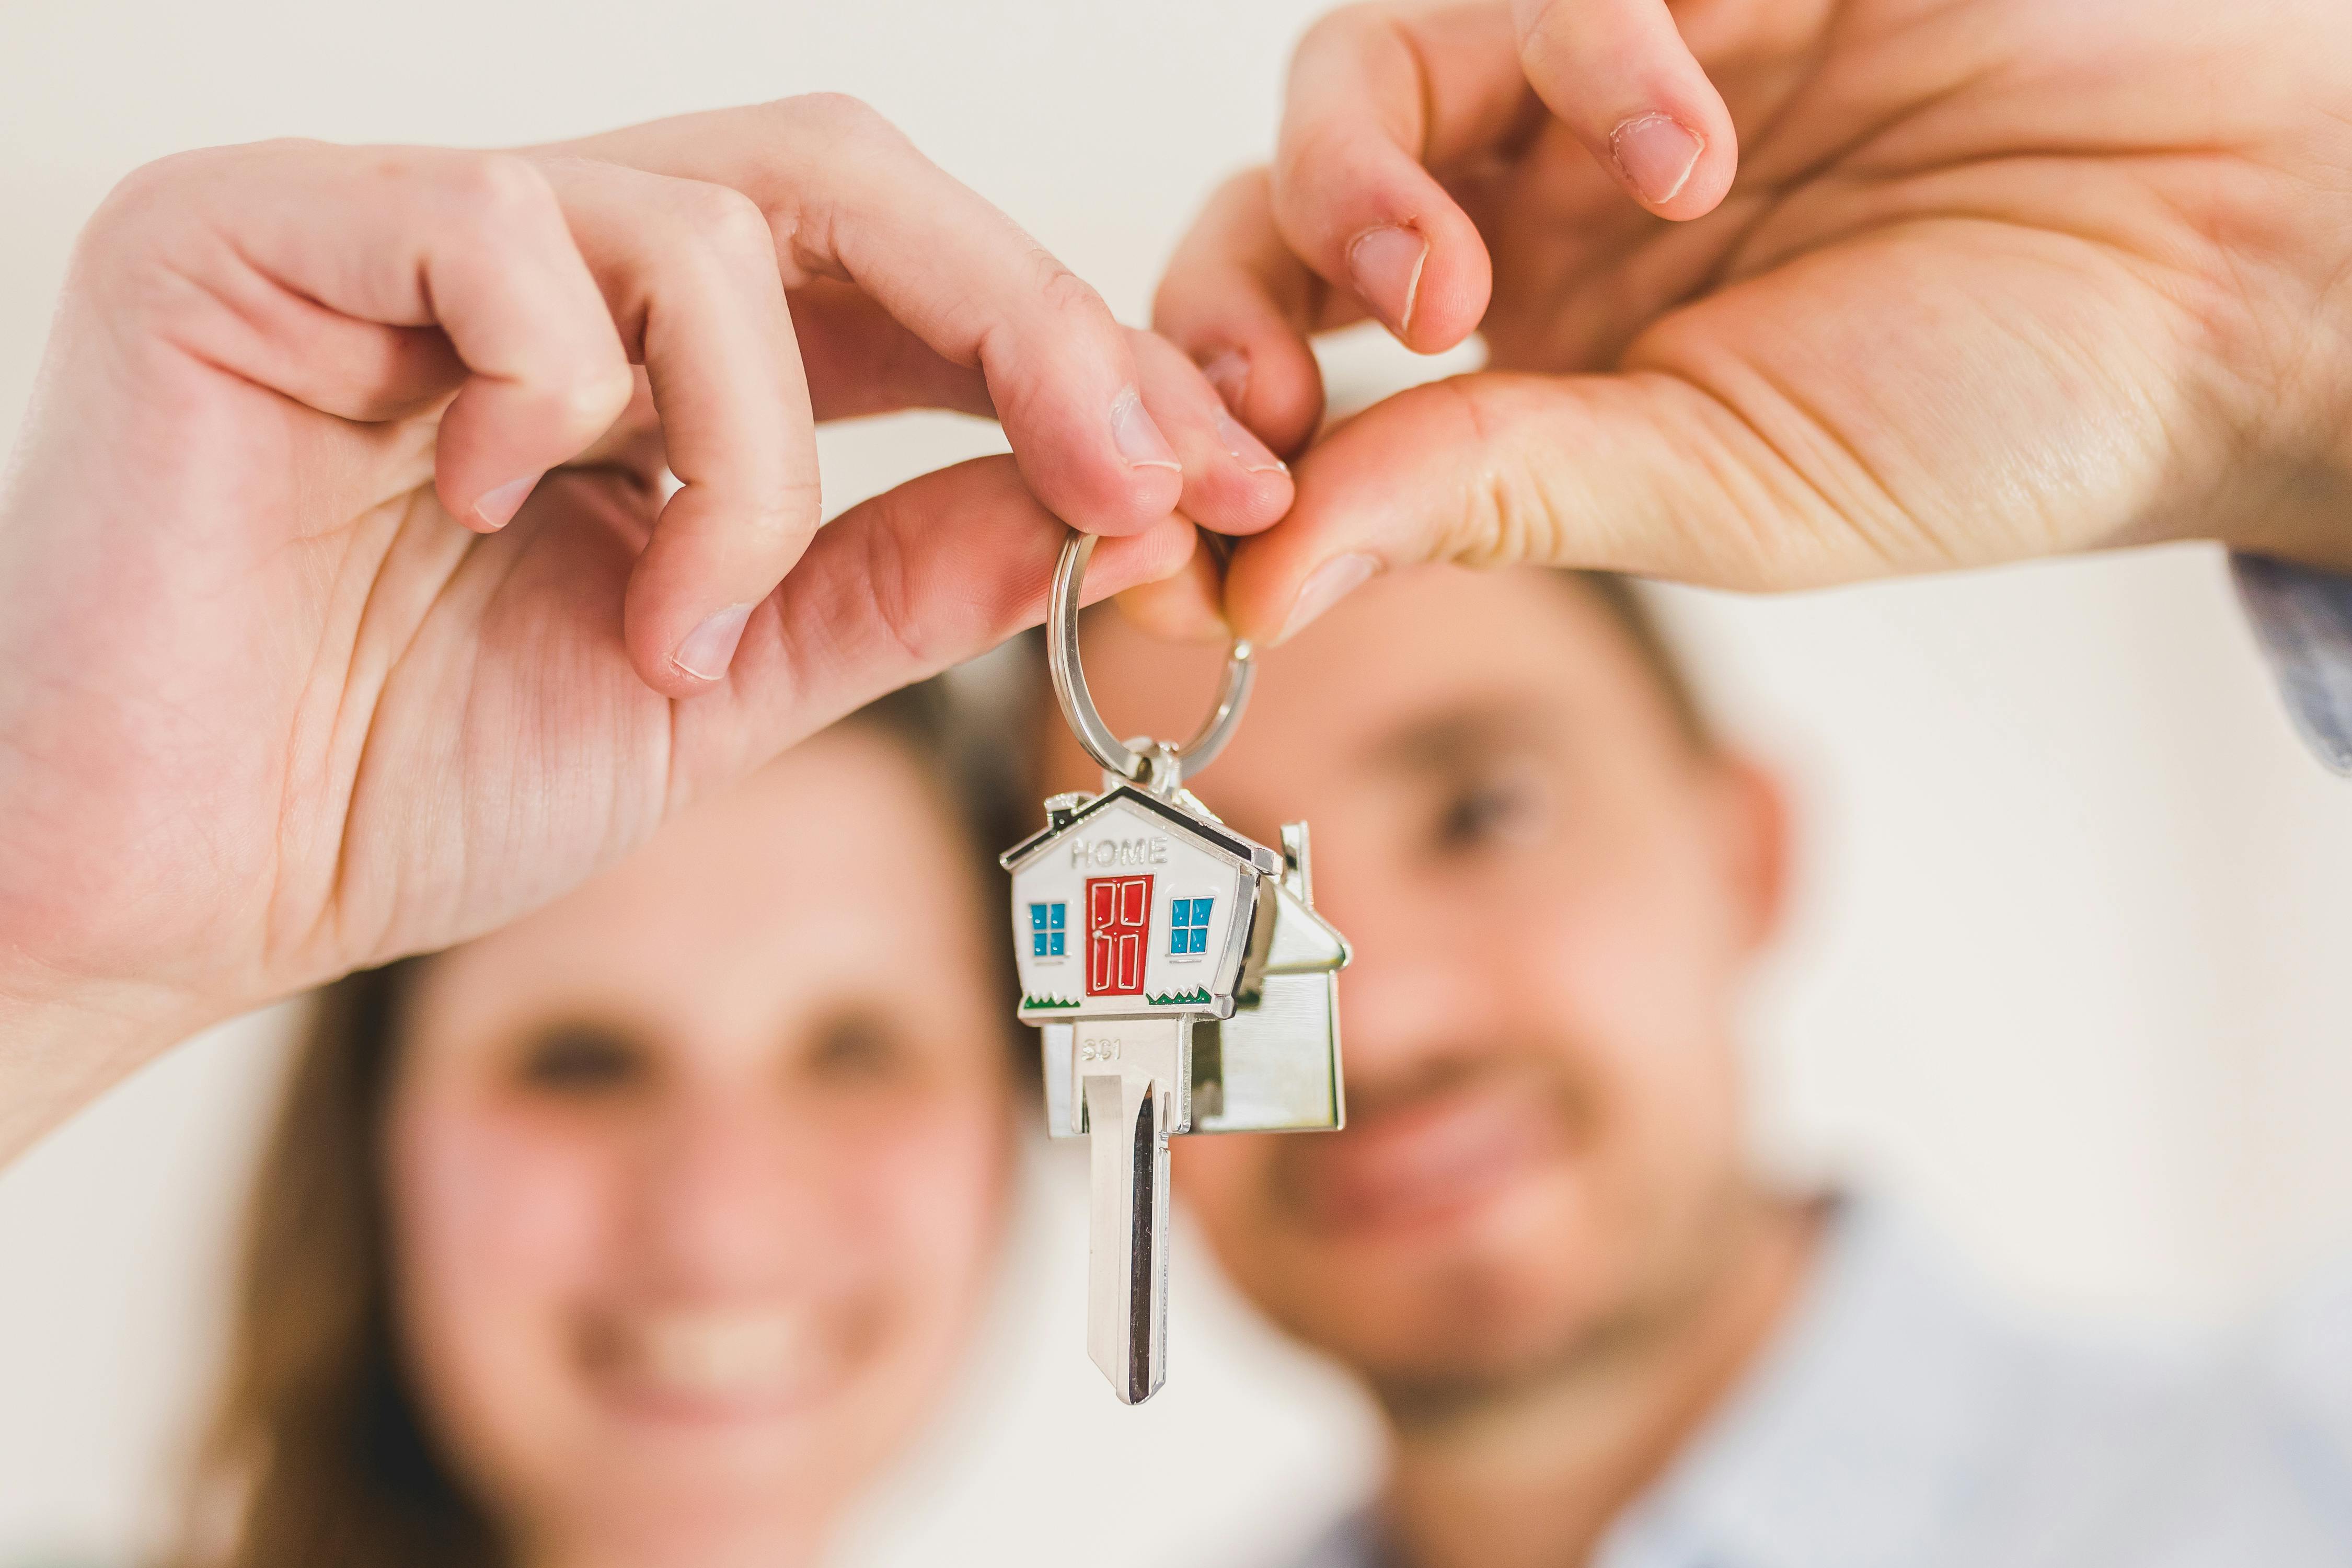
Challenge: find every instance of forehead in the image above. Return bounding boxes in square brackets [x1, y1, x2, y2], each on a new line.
[428, 727, 973, 1009]
[1055, 567, 1683, 809]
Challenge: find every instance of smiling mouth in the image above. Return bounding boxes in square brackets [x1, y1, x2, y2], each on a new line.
[1285, 1076, 1567, 1238]
[587, 1307, 851, 1419]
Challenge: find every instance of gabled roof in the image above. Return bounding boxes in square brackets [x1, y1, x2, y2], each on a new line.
[1000, 783, 1283, 877]
[1262, 881, 1351, 974]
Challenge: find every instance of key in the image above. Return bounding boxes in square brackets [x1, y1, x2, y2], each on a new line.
[1078, 1022, 1180, 1400]
[1004, 529, 1351, 1404]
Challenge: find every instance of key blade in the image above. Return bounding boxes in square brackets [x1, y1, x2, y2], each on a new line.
[1083, 1070, 1169, 1404]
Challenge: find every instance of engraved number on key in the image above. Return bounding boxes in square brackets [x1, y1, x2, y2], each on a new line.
[1079, 1035, 1123, 1062]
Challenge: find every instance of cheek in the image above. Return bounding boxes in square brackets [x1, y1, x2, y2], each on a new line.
[1520, 813, 1748, 1060]
[1488, 818, 1751, 1205]
[1173, 1136, 1275, 1242]
[821, 1093, 1012, 1331]
[387, 1102, 618, 1437]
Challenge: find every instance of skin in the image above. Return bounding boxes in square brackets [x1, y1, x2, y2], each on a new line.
[387, 725, 1012, 1568]
[8, 0, 2351, 1167]
[1143, 0, 2352, 643]
[0, 98, 1292, 1165]
[1046, 567, 1817, 1568]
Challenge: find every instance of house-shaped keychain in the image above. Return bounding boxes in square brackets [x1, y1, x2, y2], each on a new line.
[1001, 777, 1349, 1400]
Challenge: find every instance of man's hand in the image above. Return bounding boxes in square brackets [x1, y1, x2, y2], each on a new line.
[1148, 0, 2352, 643]
[0, 98, 1293, 1160]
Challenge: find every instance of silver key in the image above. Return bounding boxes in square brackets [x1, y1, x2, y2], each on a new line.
[1001, 532, 1350, 1404]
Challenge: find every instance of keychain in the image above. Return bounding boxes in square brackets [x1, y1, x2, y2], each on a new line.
[999, 530, 1351, 1404]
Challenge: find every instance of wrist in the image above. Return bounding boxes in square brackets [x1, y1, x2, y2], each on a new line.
[0, 967, 211, 1167]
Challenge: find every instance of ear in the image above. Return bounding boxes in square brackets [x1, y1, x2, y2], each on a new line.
[1707, 752, 1793, 957]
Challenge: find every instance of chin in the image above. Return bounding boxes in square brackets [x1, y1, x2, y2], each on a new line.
[1329, 1259, 1622, 1395]
[1252, 1170, 1637, 1394]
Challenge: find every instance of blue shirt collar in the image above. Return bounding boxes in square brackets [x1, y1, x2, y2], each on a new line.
[1592, 1196, 2032, 1568]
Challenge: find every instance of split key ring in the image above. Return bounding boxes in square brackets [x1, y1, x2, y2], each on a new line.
[1046, 529, 1255, 793]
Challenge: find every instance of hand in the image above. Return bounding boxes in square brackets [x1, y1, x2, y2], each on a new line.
[1147, 0, 2352, 642]
[0, 97, 1292, 1160]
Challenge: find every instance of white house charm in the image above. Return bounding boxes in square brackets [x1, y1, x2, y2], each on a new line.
[1006, 531, 1351, 1405]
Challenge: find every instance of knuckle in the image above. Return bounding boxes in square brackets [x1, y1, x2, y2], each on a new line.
[1027, 248, 1112, 324]
[756, 478, 826, 547]
[74, 143, 306, 330]
[1513, 0, 1563, 33]
[857, 501, 935, 667]
[673, 182, 779, 275]
[84, 141, 283, 255]
[769, 91, 903, 156]
[437, 149, 561, 230]
[557, 358, 636, 430]
[1294, 3, 1393, 65]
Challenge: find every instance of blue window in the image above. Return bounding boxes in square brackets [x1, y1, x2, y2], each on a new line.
[1169, 897, 1213, 955]
[1029, 901, 1066, 958]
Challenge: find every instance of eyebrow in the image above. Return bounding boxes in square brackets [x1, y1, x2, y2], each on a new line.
[1357, 697, 1561, 776]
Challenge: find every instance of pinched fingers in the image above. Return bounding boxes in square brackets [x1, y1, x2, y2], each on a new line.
[1165, 0, 1736, 397]
[677, 456, 1199, 791]
[1152, 167, 1332, 463]
[535, 158, 818, 695]
[561, 95, 1205, 539]
[1126, 327, 1293, 537]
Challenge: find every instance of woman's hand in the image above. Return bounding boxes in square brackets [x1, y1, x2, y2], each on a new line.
[1147, 0, 2352, 642]
[0, 97, 1292, 1160]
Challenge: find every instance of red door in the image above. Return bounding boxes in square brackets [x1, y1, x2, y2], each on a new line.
[1086, 875, 1152, 996]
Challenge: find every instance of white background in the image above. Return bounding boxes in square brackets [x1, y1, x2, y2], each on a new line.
[5, 1, 2352, 1564]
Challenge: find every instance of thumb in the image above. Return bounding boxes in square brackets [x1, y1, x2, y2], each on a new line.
[1222, 370, 1849, 643]
[1510, 0, 1738, 218]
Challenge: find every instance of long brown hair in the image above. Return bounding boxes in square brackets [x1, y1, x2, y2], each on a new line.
[179, 682, 1019, 1567]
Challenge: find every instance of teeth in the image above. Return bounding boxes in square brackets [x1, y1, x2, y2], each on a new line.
[622, 1310, 822, 1400]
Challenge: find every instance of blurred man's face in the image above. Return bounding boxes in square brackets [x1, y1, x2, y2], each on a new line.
[1043, 567, 1787, 1399]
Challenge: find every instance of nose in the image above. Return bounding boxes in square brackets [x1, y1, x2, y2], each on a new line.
[1320, 881, 1502, 1107]
[630, 1086, 828, 1293]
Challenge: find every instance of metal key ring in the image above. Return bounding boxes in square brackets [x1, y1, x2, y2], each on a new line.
[1048, 528, 1255, 791]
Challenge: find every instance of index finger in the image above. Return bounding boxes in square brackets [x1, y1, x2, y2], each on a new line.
[1263, 1, 1735, 352]
[557, 97, 1193, 540]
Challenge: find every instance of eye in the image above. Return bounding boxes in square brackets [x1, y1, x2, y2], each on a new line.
[516, 1022, 645, 1096]
[805, 1007, 908, 1083]
[1435, 768, 1549, 854]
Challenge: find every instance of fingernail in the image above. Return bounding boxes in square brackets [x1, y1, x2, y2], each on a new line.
[1346, 226, 1428, 338]
[1201, 350, 1251, 413]
[1215, 408, 1287, 475]
[1111, 386, 1182, 471]
[1281, 554, 1379, 641]
[1609, 113, 1704, 206]
[472, 472, 544, 531]
[673, 602, 754, 683]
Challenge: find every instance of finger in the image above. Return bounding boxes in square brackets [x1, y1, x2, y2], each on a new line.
[1126, 328, 1294, 537]
[121, 143, 635, 529]
[786, 278, 994, 421]
[1219, 369, 1852, 645]
[1267, 3, 1523, 351]
[536, 158, 816, 697]
[1114, 527, 1232, 643]
[1152, 167, 1330, 460]
[673, 456, 1197, 788]
[557, 96, 1192, 537]
[1510, 0, 1737, 218]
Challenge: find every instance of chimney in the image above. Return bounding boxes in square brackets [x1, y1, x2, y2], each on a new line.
[1279, 822, 1313, 902]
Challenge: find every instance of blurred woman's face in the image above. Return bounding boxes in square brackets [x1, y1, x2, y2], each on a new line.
[385, 728, 1012, 1568]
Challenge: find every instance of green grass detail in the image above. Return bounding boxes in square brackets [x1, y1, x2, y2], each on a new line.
[1021, 994, 1080, 1010]
[1146, 987, 1213, 1007]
